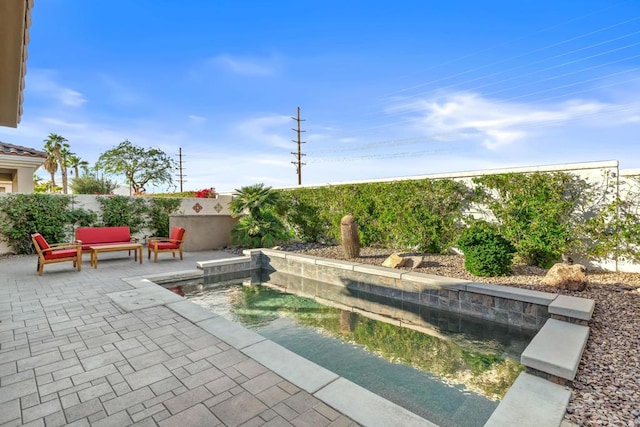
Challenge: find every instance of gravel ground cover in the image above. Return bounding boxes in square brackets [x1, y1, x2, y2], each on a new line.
[272, 243, 640, 427]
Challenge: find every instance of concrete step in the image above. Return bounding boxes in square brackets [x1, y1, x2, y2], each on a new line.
[485, 372, 571, 427]
[521, 318, 589, 381]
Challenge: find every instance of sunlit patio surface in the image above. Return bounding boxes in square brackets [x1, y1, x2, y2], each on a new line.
[0, 251, 369, 427]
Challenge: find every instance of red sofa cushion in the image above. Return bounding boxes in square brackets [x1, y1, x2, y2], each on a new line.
[44, 249, 78, 260]
[75, 227, 132, 250]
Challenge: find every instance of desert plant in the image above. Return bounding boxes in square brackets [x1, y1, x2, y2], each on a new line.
[230, 184, 289, 248]
[340, 215, 361, 258]
[457, 222, 515, 277]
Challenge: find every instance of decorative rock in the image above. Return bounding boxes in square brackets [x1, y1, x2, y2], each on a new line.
[382, 253, 406, 268]
[403, 255, 424, 269]
[541, 263, 588, 291]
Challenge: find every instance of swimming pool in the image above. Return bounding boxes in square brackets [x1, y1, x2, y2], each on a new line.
[164, 270, 534, 427]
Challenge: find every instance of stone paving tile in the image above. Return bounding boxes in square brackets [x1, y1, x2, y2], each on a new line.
[38, 377, 72, 396]
[242, 371, 284, 395]
[1, 368, 34, 386]
[164, 385, 213, 414]
[211, 390, 269, 427]
[283, 392, 318, 414]
[0, 378, 37, 404]
[180, 365, 224, 389]
[291, 409, 332, 427]
[44, 410, 67, 427]
[0, 399, 21, 424]
[92, 410, 132, 427]
[128, 349, 170, 371]
[263, 415, 294, 427]
[80, 350, 125, 371]
[149, 376, 182, 396]
[71, 364, 117, 385]
[102, 386, 154, 415]
[34, 356, 81, 376]
[125, 363, 173, 390]
[158, 403, 221, 427]
[0, 361, 17, 377]
[184, 359, 212, 375]
[256, 385, 295, 407]
[52, 363, 85, 381]
[131, 403, 166, 422]
[77, 382, 113, 402]
[64, 397, 104, 423]
[22, 399, 62, 424]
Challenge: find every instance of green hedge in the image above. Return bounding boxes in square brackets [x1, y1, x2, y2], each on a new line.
[277, 179, 472, 253]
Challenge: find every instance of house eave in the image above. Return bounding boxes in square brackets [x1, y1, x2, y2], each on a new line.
[0, 0, 33, 128]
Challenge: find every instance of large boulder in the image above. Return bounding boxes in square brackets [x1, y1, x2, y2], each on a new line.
[541, 263, 588, 291]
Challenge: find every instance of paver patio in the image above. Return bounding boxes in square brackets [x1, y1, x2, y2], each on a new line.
[0, 250, 359, 426]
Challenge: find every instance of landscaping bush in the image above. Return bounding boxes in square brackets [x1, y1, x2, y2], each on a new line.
[230, 184, 290, 248]
[457, 222, 515, 277]
[0, 194, 74, 254]
[147, 198, 181, 237]
[97, 195, 148, 233]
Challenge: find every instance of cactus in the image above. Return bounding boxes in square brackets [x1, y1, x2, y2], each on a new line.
[340, 214, 361, 259]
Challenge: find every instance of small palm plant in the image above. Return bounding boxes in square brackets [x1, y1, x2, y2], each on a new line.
[229, 183, 289, 247]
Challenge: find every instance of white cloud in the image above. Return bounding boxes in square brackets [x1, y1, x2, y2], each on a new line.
[27, 70, 87, 107]
[188, 115, 207, 123]
[208, 54, 278, 76]
[388, 92, 636, 150]
[234, 114, 292, 149]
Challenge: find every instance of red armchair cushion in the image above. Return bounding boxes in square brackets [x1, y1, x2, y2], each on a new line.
[33, 233, 50, 250]
[169, 227, 185, 241]
[44, 249, 78, 260]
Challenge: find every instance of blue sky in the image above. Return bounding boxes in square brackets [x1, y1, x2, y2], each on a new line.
[2, 0, 640, 192]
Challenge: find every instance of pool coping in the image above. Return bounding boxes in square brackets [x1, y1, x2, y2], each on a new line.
[121, 250, 596, 426]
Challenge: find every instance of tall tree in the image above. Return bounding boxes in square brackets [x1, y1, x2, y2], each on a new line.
[42, 153, 58, 192]
[68, 154, 90, 178]
[95, 140, 176, 194]
[43, 133, 70, 194]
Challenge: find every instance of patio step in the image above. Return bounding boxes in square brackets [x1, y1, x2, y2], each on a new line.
[521, 318, 589, 381]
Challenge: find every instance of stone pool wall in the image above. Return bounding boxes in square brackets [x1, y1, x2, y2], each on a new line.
[255, 249, 558, 330]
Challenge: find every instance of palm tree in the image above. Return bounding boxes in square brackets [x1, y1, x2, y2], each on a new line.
[43, 133, 70, 194]
[68, 154, 90, 178]
[42, 151, 58, 193]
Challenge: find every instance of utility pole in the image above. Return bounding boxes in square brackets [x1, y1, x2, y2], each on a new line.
[291, 106, 306, 185]
[177, 147, 187, 192]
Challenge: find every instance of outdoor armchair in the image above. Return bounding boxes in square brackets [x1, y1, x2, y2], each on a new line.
[31, 233, 82, 276]
[147, 226, 186, 262]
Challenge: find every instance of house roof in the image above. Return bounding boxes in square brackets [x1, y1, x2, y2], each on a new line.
[0, 0, 33, 128]
[0, 141, 47, 158]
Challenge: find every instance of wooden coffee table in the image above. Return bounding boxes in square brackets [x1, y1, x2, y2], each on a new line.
[89, 243, 143, 268]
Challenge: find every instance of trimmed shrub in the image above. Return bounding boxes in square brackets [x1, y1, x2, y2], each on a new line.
[457, 222, 515, 277]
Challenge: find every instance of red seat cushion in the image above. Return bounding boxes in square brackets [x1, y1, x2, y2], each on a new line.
[44, 249, 78, 260]
[33, 233, 50, 250]
[152, 242, 179, 250]
[169, 227, 185, 241]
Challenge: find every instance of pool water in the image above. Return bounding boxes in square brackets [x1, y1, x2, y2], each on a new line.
[167, 272, 533, 427]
